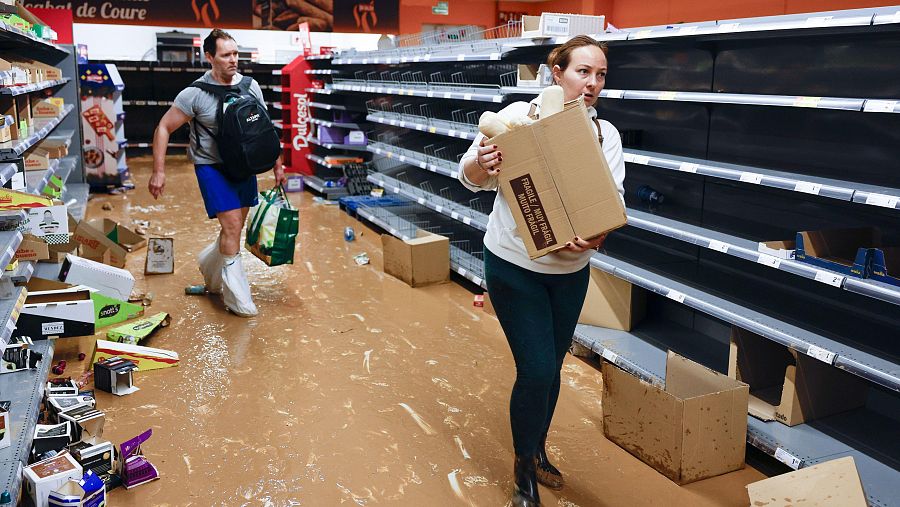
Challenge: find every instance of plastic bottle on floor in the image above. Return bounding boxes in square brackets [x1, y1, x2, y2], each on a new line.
[222, 254, 258, 317]
[197, 237, 225, 294]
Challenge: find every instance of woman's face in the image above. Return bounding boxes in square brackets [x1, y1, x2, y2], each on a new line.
[552, 45, 607, 107]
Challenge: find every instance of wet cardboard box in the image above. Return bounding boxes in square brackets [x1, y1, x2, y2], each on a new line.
[13, 286, 95, 340]
[746, 456, 868, 506]
[727, 327, 867, 426]
[602, 351, 749, 484]
[578, 267, 646, 331]
[382, 231, 449, 287]
[491, 99, 626, 259]
[24, 452, 83, 507]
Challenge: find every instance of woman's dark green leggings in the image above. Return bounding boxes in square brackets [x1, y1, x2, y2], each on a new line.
[484, 248, 590, 457]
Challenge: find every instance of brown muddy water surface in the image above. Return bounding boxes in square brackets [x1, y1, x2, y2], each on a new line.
[51, 156, 765, 506]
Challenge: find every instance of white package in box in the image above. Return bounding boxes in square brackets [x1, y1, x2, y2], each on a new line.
[521, 13, 605, 38]
[59, 254, 135, 301]
[24, 452, 83, 507]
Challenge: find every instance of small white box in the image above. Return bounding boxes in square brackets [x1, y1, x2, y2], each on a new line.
[521, 13, 605, 38]
[24, 452, 83, 507]
[517, 64, 552, 88]
[0, 401, 10, 450]
[59, 254, 135, 301]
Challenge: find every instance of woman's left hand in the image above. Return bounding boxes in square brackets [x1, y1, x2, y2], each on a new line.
[564, 234, 607, 253]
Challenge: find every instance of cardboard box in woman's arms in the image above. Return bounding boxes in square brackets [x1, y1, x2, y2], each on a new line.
[490, 99, 626, 259]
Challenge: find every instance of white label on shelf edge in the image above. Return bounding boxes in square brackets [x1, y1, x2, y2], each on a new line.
[794, 96, 822, 108]
[740, 172, 763, 184]
[463, 93, 472, 101]
[864, 193, 899, 208]
[679, 162, 699, 173]
[804, 16, 833, 27]
[463, 216, 471, 225]
[863, 99, 897, 113]
[632, 155, 650, 165]
[807, 344, 837, 364]
[490, 52, 500, 60]
[814, 270, 845, 287]
[708, 240, 729, 253]
[607, 90, 624, 99]
[718, 22, 740, 32]
[774, 448, 802, 469]
[659, 91, 678, 101]
[794, 181, 822, 195]
[435, 205, 443, 213]
[757, 254, 782, 269]
[666, 290, 686, 303]
[444, 93, 452, 99]
[472, 276, 483, 286]
[601, 349, 619, 363]
[457, 54, 465, 61]
[679, 26, 699, 35]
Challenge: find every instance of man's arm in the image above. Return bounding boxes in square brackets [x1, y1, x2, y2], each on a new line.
[149, 106, 191, 199]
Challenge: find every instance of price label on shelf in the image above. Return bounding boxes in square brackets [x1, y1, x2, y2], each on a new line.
[774, 448, 802, 470]
[864, 193, 899, 208]
[807, 344, 837, 364]
[362, 58, 369, 64]
[708, 240, 729, 253]
[631, 155, 650, 165]
[794, 181, 822, 195]
[757, 254, 781, 269]
[444, 93, 452, 99]
[463, 93, 473, 101]
[659, 91, 678, 101]
[601, 349, 619, 364]
[606, 90, 624, 99]
[794, 96, 822, 108]
[678, 162, 699, 173]
[804, 16, 833, 27]
[634, 30, 654, 39]
[489, 52, 500, 60]
[424, 54, 432, 61]
[717, 22, 741, 32]
[814, 270, 845, 288]
[863, 100, 897, 113]
[739, 172, 763, 184]
[417, 197, 425, 205]
[457, 54, 466, 61]
[666, 290, 686, 303]
[679, 26, 699, 35]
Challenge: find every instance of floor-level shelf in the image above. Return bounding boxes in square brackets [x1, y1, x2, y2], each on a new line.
[303, 175, 348, 199]
[572, 323, 899, 507]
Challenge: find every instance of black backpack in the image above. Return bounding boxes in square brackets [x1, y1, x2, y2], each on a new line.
[190, 76, 281, 182]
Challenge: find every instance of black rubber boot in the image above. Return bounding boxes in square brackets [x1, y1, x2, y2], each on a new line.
[535, 434, 564, 490]
[511, 454, 541, 507]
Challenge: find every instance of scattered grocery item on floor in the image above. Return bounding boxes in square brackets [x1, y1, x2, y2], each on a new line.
[353, 252, 369, 266]
[93, 356, 139, 396]
[91, 340, 179, 371]
[105, 312, 170, 345]
[119, 429, 159, 489]
[48, 469, 105, 507]
[184, 284, 206, 295]
[144, 237, 174, 274]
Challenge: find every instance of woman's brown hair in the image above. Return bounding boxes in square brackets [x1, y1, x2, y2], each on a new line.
[546, 35, 609, 70]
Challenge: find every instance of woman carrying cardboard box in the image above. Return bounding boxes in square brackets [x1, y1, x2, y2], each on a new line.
[458, 36, 626, 507]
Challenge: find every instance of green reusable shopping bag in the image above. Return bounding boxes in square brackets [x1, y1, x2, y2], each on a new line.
[245, 185, 299, 266]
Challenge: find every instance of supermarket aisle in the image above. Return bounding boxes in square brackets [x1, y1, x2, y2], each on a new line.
[57, 155, 765, 506]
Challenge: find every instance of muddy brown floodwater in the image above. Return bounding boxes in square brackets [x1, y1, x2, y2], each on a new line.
[49, 156, 765, 506]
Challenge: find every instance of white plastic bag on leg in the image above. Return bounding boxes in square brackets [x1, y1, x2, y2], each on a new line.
[198, 237, 225, 294]
[222, 254, 258, 317]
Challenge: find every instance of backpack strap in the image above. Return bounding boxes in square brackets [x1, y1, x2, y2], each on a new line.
[592, 118, 604, 147]
[237, 75, 253, 93]
[188, 79, 239, 141]
[527, 103, 539, 120]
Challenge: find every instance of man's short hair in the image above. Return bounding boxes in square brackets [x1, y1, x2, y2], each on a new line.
[203, 28, 235, 57]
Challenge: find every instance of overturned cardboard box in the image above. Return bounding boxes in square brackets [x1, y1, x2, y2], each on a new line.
[602, 351, 749, 484]
[491, 99, 626, 259]
[578, 267, 646, 331]
[746, 456, 867, 506]
[382, 231, 449, 287]
[728, 327, 868, 426]
[12, 286, 95, 340]
[72, 220, 127, 268]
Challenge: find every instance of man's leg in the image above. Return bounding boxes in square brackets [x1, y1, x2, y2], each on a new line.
[217, 208, 244, 255]
[218, 208, 257, 317]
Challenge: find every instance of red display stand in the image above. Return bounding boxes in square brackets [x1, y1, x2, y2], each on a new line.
[278, 56, 313, 175]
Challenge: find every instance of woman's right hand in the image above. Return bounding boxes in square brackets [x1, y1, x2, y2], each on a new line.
[476, 138, 502, 176]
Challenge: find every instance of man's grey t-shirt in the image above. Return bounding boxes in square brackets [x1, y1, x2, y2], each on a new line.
[173, 71, 266, 165]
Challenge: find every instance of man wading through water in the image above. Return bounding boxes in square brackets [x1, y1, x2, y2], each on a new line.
[148, 29, 285, 317]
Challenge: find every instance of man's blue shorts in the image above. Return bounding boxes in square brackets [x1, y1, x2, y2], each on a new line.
[194, 164, 259, 219]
